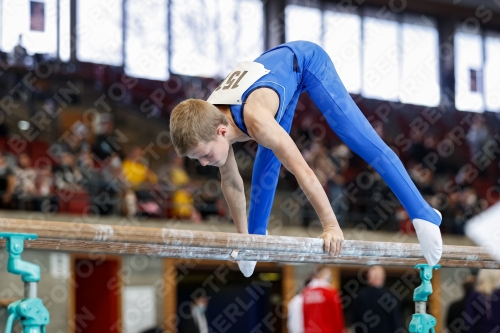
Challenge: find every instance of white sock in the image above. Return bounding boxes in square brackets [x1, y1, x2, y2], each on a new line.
[235, 231, 266, 277]
[412, 209, 443, 266]
[238, 260, 257, 277]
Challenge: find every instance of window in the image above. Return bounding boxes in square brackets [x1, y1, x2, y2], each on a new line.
[59, 0, 71, 61]
[170, 0, 219, 77]
[285, 7, 440, 105]
[484, 34, 500, 112]
[1, 0, 58, 55]
[76, 0, 123, 66]
[171, 0, 263, 78]
[125, 0, 169, 80]
[400, 19, 440, 106]
[216, 0, 264, 77]
[455, 31, 483, 112]
[323, 10, 361, 94]
[285, 5, 322, 45]
[362, 17, 399, 101]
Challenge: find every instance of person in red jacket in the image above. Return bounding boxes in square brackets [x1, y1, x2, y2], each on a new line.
[303, 265, 345, 333]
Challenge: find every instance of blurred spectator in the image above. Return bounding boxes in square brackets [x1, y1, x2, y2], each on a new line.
[302, 138, 322, 166]
[170, 156, 190, 186]
[11, 35, 27, 66]
[410, 132, 434, 162]
[78, 151, 98, 191]
[410, 132, 447, 174]
[122, 189, 138, 217]
[303, 141, 352, 228]
[328, 144, 349, 227]
[287, 275, 313, 333]
[466, 116, 490, 158]
[465, 269, 500, 332]
[122, 147, 158, 190]
[419, 169, 436, 198]
[454, 188, 481, 234]
[179, 295, 209, 333]
[410, 165, 436, 198]
[302, 265, 344, 333]
[13, 153, 36, 194]
[93, 118, 121, 161]
[361, 168, 397, 231]
[196, 186, 220, 221]
[350, 266, 404, 333]
[446, 273, 476, 333]
[169, 156, 201, 221]
[396, 206, 413, 233]
[122, 147, 160, 216]
[372, 121, 384, 139]
[34, 161, 55, 212]
[35, 162, 53, 197]
[440, 189, 461, 234]
[408, 133, 428, 164]
[100, 154, 126, 187]
[98, 153, 136, 217]
[54, 152, 83, 191]
[302, 139, 329, 227]
[61, 122, 91, 155]
[312, 147, 332, 188]
[13, 153, 37, 209]
[0, 153, 15, 208]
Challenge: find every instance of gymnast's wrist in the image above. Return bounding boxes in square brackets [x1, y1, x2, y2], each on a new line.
[323, 224, 341, 231]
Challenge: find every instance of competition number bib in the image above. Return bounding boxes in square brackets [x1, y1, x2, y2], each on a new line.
[207, 61, 270, 105]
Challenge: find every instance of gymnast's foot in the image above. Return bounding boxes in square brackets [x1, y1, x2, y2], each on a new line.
[231, 249, 257, 277]
[413, 209, 443, 267]
[234, 230, 267, 277]
[238, 260, 257, 277]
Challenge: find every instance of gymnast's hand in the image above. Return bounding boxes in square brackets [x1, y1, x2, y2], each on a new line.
[318, 226, 344, 256]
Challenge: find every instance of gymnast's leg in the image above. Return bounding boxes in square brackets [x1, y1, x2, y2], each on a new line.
[301, 44, 442, 266]
[237, 97, 298, 277]
[236, 145, 280, 277]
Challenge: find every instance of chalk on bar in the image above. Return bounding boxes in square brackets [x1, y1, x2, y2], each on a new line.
[230, 250, 239, 259]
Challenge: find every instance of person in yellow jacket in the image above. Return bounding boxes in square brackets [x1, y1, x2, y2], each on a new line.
[169, 155, 200, 220]
[122, 147, 158, 190]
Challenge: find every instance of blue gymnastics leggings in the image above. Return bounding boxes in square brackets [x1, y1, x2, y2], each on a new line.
[247, 42, 441, 235]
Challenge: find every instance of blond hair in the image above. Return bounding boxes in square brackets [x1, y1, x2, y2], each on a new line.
[476, 269, 500, 296]
[169, 99, 228, 156]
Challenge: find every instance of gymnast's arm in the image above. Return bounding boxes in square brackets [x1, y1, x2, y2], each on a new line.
[244, 91, 344, 255]
[219, 145, 248, 234]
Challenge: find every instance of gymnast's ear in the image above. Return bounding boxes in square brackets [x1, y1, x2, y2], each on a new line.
[216, 124, 227, 137]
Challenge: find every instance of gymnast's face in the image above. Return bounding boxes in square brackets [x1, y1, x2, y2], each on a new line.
[187, 128, 230, 168]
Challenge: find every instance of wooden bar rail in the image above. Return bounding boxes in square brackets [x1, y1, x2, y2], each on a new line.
[0, 218, 498, 268]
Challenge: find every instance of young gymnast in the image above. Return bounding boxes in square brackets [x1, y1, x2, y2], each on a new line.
[169, 41, 442, 277]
